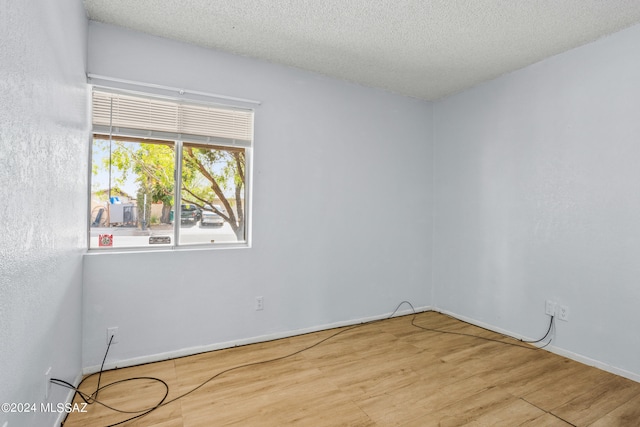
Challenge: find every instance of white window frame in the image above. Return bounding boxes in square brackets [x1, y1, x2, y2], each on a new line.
[88, 83, 256, 251]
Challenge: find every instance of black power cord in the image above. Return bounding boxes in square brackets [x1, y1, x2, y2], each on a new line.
[94, 334, 114, 401]
[397, 301, 555, 350]
[53, 332, 169, 426]
[519, 314, 555, 345]
[52, 301, 554, 426]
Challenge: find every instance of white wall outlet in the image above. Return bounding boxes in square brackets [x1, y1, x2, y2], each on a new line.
[558, 305, 570, 321]
[107, 327, 119, 344]
[545, 300, 557, 316]
[255, 296, 264, 311]
[44, 367, 52, 399]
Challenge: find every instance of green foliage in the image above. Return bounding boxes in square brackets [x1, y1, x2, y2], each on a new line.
[109, 141, 175, 205]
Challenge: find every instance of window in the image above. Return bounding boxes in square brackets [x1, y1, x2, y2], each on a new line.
[89, 89, 253, 249]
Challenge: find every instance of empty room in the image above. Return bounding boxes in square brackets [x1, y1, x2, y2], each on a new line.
[2, 1, 640, 426]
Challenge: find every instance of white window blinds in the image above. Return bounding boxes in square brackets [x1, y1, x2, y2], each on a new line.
[92, 89, 254, 147]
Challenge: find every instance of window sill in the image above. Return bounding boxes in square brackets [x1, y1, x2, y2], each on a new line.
[84, 242, 250, 255]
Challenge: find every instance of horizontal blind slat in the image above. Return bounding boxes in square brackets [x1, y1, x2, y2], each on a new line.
[92, 90, 253, 144]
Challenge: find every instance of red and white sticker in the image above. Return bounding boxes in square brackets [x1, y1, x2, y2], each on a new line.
[98, 234, 113, 247]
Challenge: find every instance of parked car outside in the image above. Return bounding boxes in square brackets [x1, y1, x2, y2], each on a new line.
[180, 204, 201, 224]
[201, 205, 226, 227]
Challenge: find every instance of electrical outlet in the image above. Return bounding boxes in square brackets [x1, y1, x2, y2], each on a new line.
[545, 300, 557, 316]
[558, 305, 570, 321]
[255, 296, 264, 311]
[107, 327, 119, 344]
[44, 367, 52, 399]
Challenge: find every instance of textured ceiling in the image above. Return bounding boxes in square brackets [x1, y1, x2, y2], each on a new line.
[83, 0, 640, 100]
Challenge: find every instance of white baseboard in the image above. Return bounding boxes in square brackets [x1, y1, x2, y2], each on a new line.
[542, 344, 640, 383]
[82, 304, 432, 375]
[436, 308, 640, 384]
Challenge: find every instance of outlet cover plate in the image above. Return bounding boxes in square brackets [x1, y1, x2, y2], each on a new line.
[107, 327, 119, 344]
[44, 367, 52, 399]
[545, 300, 557, 316]
[558, 305, 570, 321]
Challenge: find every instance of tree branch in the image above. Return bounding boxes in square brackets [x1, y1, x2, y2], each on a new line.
[184, 147, 238, 230]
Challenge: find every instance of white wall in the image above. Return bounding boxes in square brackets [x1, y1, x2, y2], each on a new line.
[83, 22, 434, 369]
[434, 24, 640, 379]
[0, 1, 88, 426]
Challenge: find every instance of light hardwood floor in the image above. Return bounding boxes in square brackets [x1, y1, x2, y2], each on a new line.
[62, 312, 640, 426]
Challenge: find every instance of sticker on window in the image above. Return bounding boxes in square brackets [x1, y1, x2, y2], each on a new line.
[99, 234, 113, 247]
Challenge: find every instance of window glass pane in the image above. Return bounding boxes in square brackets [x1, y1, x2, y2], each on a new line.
[90, 137, 175, 249]
[179, 143, 246, 245]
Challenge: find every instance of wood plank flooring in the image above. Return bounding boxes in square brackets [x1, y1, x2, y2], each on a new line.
[62, 312, 640, 426]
